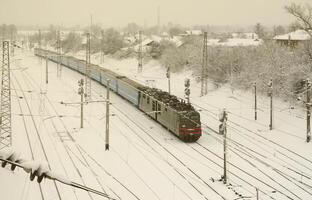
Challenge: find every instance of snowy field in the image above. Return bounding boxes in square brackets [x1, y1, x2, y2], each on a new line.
[1, 48, 312, 200]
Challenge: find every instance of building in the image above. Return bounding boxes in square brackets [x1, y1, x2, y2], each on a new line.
[273, 29, 311, 47]
[207, 38, 263, 47]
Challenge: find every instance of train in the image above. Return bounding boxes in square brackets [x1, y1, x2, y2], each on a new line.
[34, 48, 202, 142]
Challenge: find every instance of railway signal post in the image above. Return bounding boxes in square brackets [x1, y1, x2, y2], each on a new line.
[306, 78, 311, 143]
[254, 82, 257, 120]
[268, 79, 273, 130]
[105, 79, 110, 150]
[219, 108, 228, 184]
[78, 79, 84, 128]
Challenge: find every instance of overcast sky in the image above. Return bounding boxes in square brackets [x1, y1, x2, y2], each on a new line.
[0, 0, 310, 28]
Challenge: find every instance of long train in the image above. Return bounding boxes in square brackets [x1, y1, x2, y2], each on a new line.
[34, 48, 202, 142]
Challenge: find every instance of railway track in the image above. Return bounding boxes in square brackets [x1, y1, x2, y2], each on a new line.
[21, 67, 134, 200]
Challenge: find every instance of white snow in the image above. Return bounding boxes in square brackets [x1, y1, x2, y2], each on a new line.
[0, 47, 312, 200]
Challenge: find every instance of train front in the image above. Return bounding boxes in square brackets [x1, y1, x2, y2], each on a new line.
[179, 111, 202, 142]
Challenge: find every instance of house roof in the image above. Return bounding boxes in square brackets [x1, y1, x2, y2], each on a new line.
[207, 38, 263, 47]
[273, 30, 311, 41]
[232, 32, 259, 39]
[185, 30, 203, 35]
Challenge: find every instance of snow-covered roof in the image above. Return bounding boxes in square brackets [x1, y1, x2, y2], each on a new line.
[151, 35, 162, 43]
[273, 30, 311, 41]
[185, 30, 203, 36]
[161, 32, 170, 37]
[232, 32, 258, 39]
[131, 38, 155, 52]
[207, 38, 263, 47]
[124, 36, 136, 44]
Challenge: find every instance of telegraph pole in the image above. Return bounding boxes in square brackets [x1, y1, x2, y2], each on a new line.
[78, 79, 84, 128]
[138, 30, 143, 73]
[45, 52, 49, 84]
[166, 66, 171, 94]
[268, 79, 273, 130]
[85, 33, 91, 101]
[0, 41, 12, 150]
[219, 108, 228, 184]
[10, 30, 14, 56]
[56, 30, 61, 77]
[100, 30, 105, 64]
[256, 188, 259, 200]
[105, 79, 110, 150]
[306, 78, 311, 143]
[201, 32, 208, 96]
[184, 78, 190, 104]
[254, 82, 257, 120]
[39, 30, 42, 64]
[38, 29, 41, 49]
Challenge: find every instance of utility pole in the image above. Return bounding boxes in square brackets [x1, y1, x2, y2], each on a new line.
[138, 30, 143, 73]
[38, 29, 42, 58]
[219, 108, 228, 184]
[166, 66, 171, 94]
[268, 79, 273, 130]
[105, 79, 110, 150]
[100, 30, 105, 64]
[201, 32, 208, 96]
[56, 30, 62, 77]
[306, 78, 311, 143]
[10, 30, 14, 56]
[39, 30, 42, 64]
[0, 41, 12, 150]
[184, 78, 190, 104]
[45, 52, 49, 84]
[78, 79, 84, 128]
[85, 33, 91, 101]
[254, 82, 257, 120]
[157, 6, 160, 33]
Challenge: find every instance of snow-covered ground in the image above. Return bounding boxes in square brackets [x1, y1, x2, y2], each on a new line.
[1, 48, 312, 200]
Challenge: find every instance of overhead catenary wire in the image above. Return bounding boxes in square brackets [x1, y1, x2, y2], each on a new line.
[11, 81, 45, 200]
[20, 66, 120, 200]
[11, 73, 63, 200]
[22, 60, 138, 200]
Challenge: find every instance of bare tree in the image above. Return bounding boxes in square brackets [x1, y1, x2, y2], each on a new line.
[285, 3, 312, 37]
[286, 3, 312, 62]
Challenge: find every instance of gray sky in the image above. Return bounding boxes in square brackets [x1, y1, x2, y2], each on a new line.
[0, 0, 310, 28]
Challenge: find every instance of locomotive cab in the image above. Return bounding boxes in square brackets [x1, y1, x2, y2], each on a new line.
[179, 111, 201, 142]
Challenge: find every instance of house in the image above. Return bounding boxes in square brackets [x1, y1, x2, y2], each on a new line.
[132, 38, 155, 52]
[273, 30, 311, 47]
